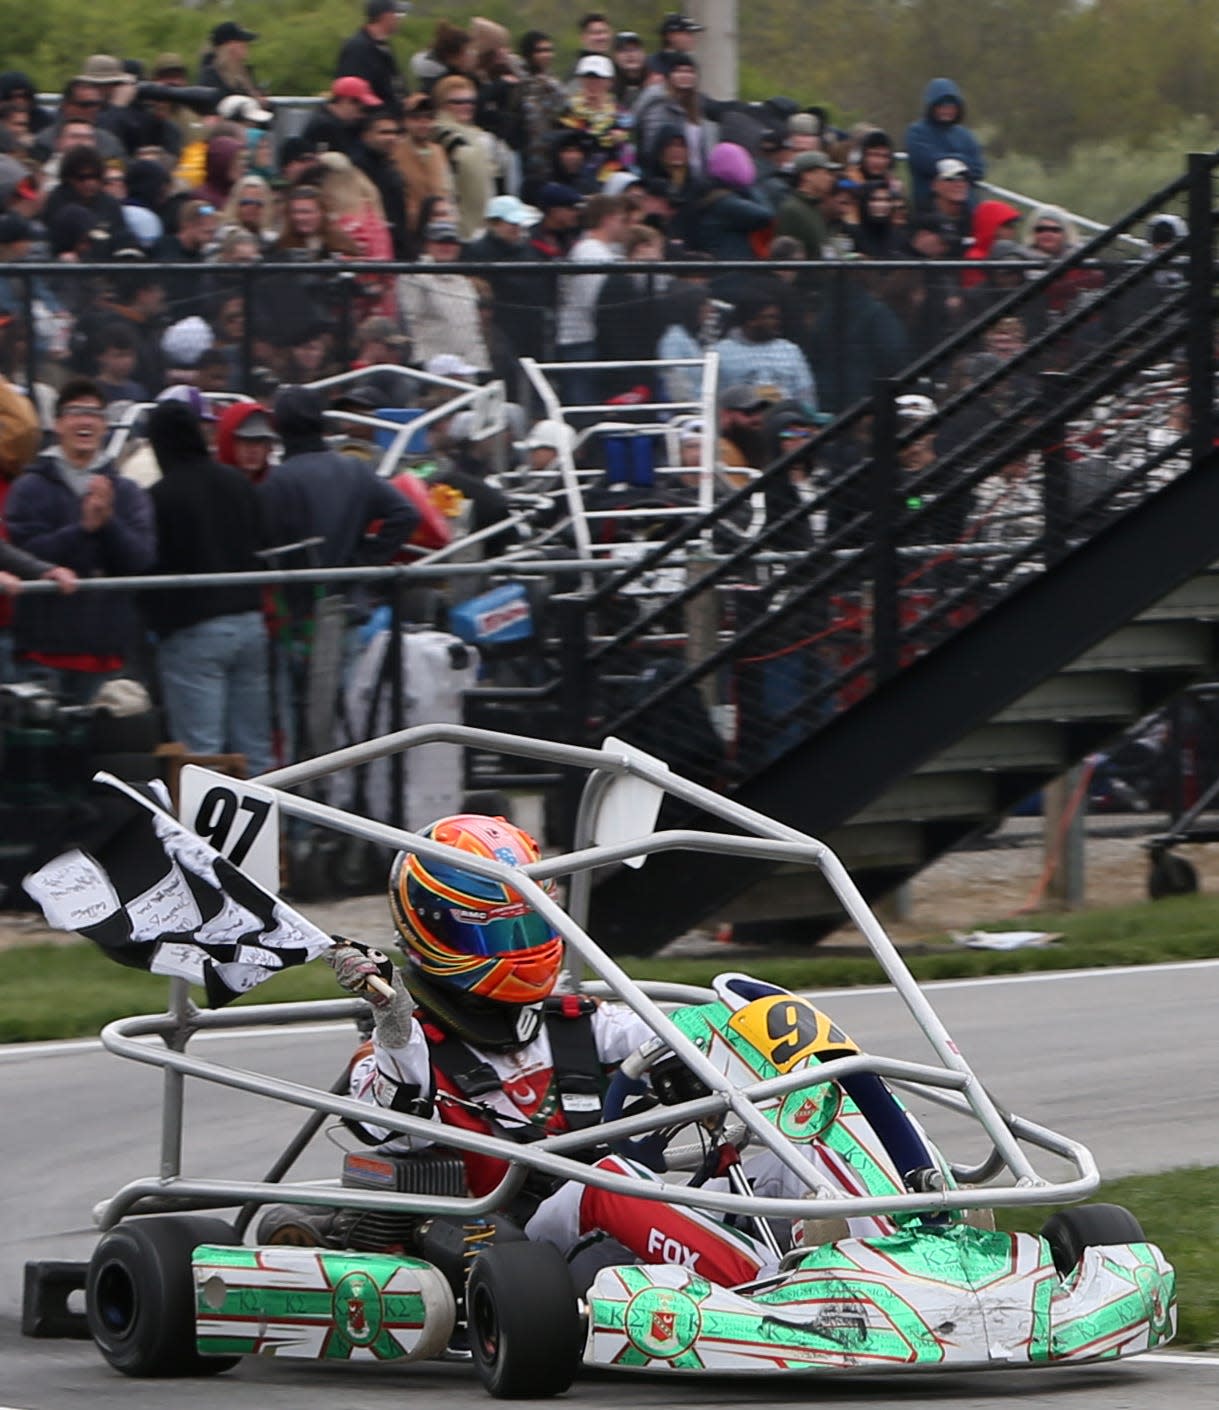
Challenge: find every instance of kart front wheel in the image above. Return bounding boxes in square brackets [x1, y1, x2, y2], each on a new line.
[87, 1215, 240, 1377]
[1040, 1203, 1146, 1277]
[467, 1241, 582, 1398]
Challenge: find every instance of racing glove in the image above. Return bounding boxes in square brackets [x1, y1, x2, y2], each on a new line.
[327, 937, 416, 1049]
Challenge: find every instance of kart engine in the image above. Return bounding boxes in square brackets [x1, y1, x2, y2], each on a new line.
[336, 1149, 469, 1252]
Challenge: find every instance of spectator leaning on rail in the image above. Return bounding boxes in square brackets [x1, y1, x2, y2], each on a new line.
[4, 376, 155, 703]
[145, 396, 273, 775]
[0, 373, 76, 680]
[903, 77, 985, 214]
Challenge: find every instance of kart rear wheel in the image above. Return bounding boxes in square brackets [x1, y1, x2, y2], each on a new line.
[1040, 1203, 1146, 1277]
[467, 1241, 582, 1398]
[87, 1215, 240, 1377]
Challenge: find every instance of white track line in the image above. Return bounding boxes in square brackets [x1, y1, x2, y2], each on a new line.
[1149, 1351, 1219, 1369]
[5, 957, 1219, 1062]
[805, 955, 1219, 1001]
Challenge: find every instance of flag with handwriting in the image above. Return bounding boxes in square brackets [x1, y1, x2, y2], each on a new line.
[23, 773, 332, 1006]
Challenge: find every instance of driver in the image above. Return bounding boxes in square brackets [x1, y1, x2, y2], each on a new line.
[329, 812, 791, 1287]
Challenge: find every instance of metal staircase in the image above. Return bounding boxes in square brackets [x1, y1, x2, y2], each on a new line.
[484, 153, 1219, 951]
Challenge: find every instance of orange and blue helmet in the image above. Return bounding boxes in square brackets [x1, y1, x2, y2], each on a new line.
[388, 814, 564, 1006]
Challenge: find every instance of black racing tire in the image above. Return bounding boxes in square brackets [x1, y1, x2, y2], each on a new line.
[1040, 1203, 1146, 1277]
[86, 1215, 241, 1377]
[467, 1241, 582, 1398]
[1148, 850, 1198, 900]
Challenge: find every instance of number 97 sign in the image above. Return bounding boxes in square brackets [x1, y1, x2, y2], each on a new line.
[178, 766, 281, 894]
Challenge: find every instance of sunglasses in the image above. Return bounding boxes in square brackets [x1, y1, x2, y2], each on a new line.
[61, 404, 106, 420]
[1034, 224, 1063, 233]
[239, 197, 266, 206]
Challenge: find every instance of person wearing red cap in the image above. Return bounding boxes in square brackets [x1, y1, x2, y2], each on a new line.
[336, 0, 412, 119]
[302, 75, 383, 158]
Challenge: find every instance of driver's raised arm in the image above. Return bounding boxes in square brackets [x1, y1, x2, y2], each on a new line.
[330, 938, 442, 1148]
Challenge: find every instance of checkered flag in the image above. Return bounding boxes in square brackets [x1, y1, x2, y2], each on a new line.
[23, 773, 334, 1006]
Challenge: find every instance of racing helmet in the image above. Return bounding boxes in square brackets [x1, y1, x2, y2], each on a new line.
[388, 814, 563, 1009]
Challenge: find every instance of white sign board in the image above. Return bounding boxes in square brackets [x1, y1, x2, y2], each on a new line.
[594, 737, 668, 869]
[178, 766, 280, 894]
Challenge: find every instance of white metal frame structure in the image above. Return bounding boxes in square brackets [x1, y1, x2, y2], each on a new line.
[91, 727, 1098, 1235]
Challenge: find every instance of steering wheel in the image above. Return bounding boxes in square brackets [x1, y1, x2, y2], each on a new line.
[603, 1039, 714, 1172]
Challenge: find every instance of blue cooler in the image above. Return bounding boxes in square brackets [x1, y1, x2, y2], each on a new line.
[603, 435, 655, 488]
[373, 407, 429, 455]
[449, 583, 534, 648]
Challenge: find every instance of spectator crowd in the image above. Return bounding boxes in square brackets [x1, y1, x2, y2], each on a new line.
[0, 8, 1165, 798]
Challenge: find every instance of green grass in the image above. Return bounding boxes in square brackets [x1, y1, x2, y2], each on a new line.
[996, 1166, 1219, 1349]
[4, 890, 1219, 1042]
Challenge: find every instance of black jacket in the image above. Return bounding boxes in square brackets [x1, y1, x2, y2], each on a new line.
[302, 104, 360, 157]
[461, 230, 547, 359]
[336, 28, 407, 117]
[4, 453, 156, 657]
[353, 144, 409, 259]
[146, 401, 267, 636]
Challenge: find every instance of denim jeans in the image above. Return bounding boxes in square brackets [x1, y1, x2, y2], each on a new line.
[156, 611, 272, 777]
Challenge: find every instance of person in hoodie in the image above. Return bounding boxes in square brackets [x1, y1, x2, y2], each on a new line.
[4, 376, 155, 702]
[195, 132, 246, 209]
[850, 180, 903, 259]
[145, 397, 272, 773]
[685, 142, 772, 264]
[903, 78, 985, 213]
[961, 197, 1021, 288]
[216, 400, 278, 486]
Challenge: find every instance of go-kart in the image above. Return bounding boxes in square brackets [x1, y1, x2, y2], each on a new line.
[27, 727, 1176, 1396]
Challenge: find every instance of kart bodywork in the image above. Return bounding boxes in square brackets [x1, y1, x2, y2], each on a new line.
[34, 726, 1176, 1391]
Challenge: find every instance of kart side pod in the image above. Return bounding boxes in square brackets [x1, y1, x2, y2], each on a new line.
[193, 1245, 456, 1362]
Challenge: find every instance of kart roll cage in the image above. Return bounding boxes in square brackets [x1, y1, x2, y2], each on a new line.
[92, 726, 1101, 1235]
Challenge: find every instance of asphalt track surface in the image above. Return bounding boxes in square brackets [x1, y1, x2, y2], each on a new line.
[3, 961, 1219, 1409]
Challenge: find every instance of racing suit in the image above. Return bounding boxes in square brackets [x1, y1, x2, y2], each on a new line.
[342, 955, 893, 1287]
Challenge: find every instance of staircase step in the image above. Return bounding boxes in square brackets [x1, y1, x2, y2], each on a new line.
[916, 722, 1067, 775]
[855, 771, 995, 824]
[1064, 620, 1214, 672]
[722, 823, 925, 922]
[992, 671, 1141, 723]
[1138, 570, 1219, 621]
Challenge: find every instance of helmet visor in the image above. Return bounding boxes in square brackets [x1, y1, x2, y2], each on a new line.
[410, 880, 558, 958]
